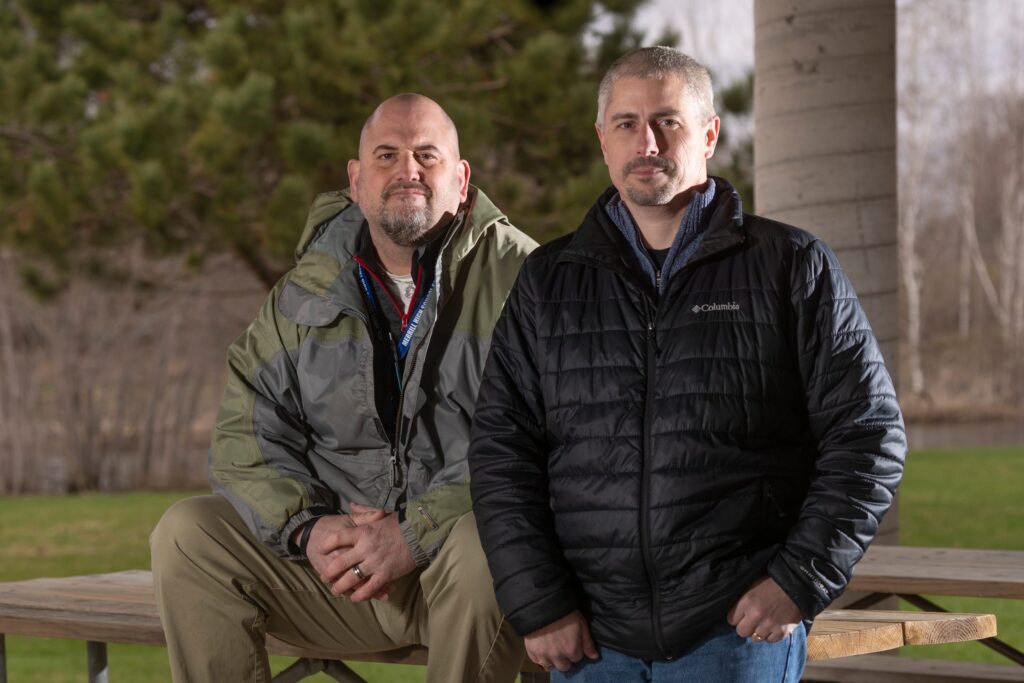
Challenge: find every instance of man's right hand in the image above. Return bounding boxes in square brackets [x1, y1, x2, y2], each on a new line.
[524, 610, 600, 672]
[302, 510, 392, 600]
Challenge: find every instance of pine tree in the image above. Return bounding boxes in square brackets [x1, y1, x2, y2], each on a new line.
[710, 69, 754, 211]
[0, 0, 651, 294]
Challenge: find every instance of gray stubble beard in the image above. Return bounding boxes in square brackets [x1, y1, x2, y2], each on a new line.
[378, 202, 434, 248]
[625, 182, 678, 206]
[379, 176, 464, 247]
[621, 157, 680, 206]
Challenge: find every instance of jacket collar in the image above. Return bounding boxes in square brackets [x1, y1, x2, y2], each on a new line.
[353, 209, 449, 288]
[559, 176, 747, 278]
[283, 185, 503, 322]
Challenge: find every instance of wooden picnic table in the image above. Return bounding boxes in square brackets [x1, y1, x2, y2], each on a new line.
[846, 545, 1024, 665]
[849, 546, 1024, 600]
[0, 571, 998, 682]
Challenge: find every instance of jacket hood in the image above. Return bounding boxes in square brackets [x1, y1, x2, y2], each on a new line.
[280, 185, 509, 326]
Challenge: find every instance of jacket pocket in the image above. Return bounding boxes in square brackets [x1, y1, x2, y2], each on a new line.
[416, 504, 440, 530]
[763, 480, 787, 519]
[761, 479, 796, 541]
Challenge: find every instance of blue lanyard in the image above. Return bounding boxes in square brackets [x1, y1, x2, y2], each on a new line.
[356, 264, 434, 361]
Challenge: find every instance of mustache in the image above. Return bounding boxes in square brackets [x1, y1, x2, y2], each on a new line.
[623, 156, 676, 174]
[383, 182, 432, 199]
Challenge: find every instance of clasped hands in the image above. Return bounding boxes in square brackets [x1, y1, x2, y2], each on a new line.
[303, 502, 416, 602]
[524, 576, 803, 672]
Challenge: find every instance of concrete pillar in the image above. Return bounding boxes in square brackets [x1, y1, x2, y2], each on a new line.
[754, 0, 900, 548]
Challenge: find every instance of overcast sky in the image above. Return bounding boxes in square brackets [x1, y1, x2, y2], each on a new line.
[587, 0, 754, 86]
[634, 0, 1022, 96]
[636, 0, 754, 85]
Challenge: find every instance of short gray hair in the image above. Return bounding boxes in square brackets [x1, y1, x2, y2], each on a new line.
[596, 47, 716, 126]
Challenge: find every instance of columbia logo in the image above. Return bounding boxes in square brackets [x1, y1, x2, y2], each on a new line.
[691, 302, 740, 313]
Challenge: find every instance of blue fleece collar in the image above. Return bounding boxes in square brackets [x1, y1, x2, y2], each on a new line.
[605, 179, 717, 294]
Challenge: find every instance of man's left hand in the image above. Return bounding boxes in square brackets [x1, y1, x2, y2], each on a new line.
[727, 576, 803, 643]
[320, 503, 417, 602]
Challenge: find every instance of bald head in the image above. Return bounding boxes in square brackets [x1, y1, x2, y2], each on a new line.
[347, 93, 471, 252]
[358, 93, 460, 159]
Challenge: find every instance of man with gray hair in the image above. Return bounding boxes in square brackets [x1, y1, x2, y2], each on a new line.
[470, 46, 905, 680]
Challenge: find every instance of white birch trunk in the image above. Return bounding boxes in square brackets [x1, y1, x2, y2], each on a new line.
[900, 182, 926, 397]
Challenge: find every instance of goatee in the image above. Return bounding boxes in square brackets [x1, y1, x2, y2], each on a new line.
[622, 156, 678, 206]
[378, 183, 435, 247]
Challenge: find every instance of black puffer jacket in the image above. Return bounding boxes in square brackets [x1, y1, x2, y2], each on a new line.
[468, 179, 906, 660]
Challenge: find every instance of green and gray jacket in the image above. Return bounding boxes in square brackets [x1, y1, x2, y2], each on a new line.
[210, 186, 536, 565]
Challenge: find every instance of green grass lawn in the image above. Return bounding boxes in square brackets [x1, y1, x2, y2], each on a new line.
[0, 491, 423, 683]
[895, 445, 1023, 667]
[0, 445, 1020, 681]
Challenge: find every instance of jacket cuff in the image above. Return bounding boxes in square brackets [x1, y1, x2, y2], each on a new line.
[506, 590, 580, 637]
[400, 519, 430, 567]
[766, 552, 831, 619]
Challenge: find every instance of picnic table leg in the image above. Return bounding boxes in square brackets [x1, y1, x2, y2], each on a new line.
[271, 657, 368, 683]
[1, 633, 7, 683]
[521, 672, 551, 683]
[843, 592, 890, 610]
[898, 593, 1024, 666]
[86, 641, 108, 683]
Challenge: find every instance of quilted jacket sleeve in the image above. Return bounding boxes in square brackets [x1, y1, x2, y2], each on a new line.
[766, 239, 907, 618]
[209, 276, 338, 559]
[469, 261, 581, 636]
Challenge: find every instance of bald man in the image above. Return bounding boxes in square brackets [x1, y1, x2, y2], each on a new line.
[151, 94, 536, 683]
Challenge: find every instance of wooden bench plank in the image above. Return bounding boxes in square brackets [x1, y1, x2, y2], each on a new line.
[850, 547, 1024, 599]
[804, 654, 1024, 682]
[0, 571, 997, 667]
[806, 619, 904, 661]
[0, 572, 541, 673]
[820, 609, 998, 646]
[0, 607, 164, 645]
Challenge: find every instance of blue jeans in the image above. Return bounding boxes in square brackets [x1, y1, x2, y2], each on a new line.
[552, 622, 806, 682]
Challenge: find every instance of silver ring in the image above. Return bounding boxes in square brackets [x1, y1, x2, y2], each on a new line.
[352, 564, 368, 581]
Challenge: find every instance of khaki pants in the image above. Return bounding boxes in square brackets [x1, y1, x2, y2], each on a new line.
[150, 496, 524, 683]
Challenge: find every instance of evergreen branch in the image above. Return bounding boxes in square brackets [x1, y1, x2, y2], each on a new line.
[434, 78, 509, 94]
[0, 126, 70, 157]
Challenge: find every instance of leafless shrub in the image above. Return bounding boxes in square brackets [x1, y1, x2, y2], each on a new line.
[0, 249, 265, 494]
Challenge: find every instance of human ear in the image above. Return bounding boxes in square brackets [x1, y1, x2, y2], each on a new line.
[704, 117, 721, 159]
[347, 159, 360, 201]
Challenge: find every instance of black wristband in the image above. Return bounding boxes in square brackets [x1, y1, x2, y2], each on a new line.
[298, 516, 321, 557]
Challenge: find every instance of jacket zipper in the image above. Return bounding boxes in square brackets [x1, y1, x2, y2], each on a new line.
[361, 263, 428, 493]
[341, 306, 402, 488]
[641, 300, 668, 658]
[389, 352, 414, 490]
[388, 278, 435, 491]
[351, 213, 464, 497]
[416, 504, 440, 530]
